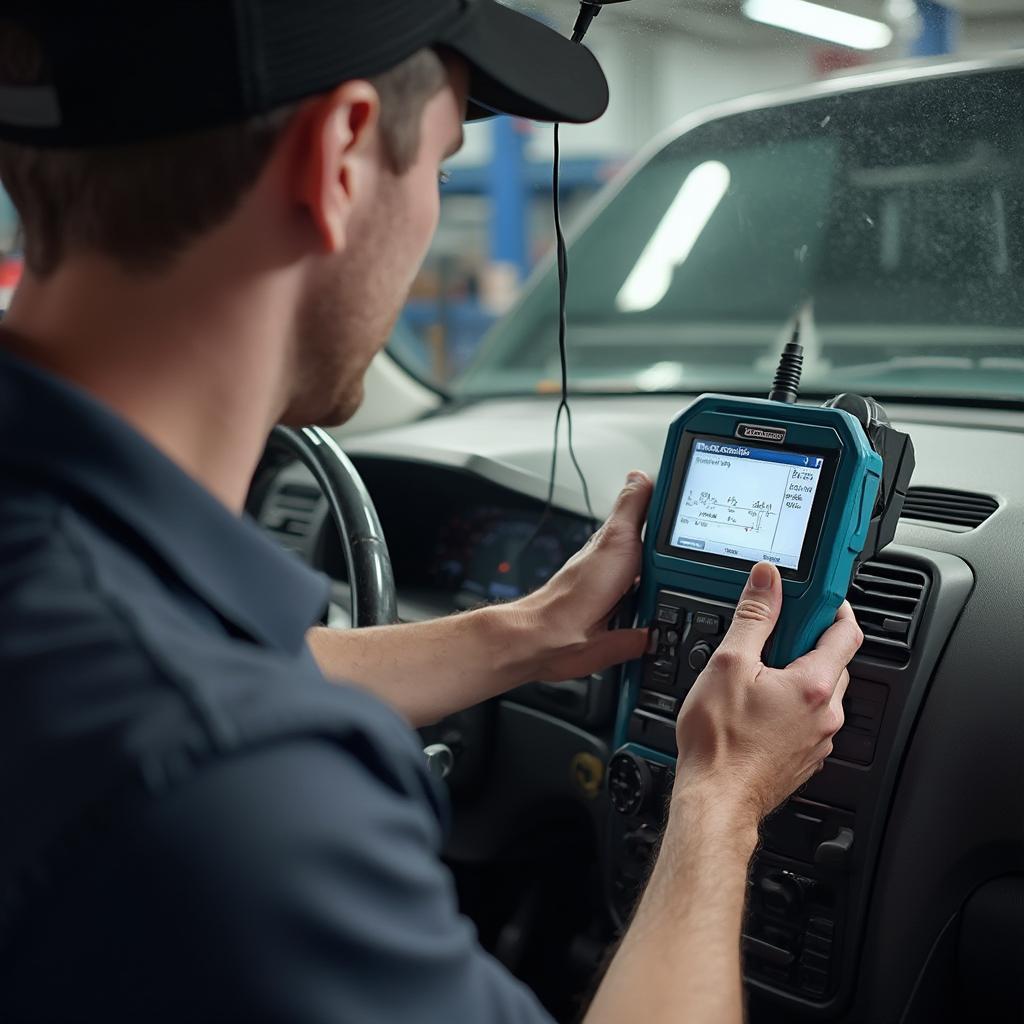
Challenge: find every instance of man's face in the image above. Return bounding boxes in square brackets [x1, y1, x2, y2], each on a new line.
[285, 58, 469, 427]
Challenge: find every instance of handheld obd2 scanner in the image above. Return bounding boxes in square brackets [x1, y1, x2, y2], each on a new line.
[612, 326, 915, 766]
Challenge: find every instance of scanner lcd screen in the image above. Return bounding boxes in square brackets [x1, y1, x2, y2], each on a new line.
[668, 440, 825, 570]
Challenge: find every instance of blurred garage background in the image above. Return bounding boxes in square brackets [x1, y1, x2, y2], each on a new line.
[2, 1, 1023, 381]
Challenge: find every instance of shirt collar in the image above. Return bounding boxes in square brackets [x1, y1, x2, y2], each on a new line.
[0, 342, 329, 653]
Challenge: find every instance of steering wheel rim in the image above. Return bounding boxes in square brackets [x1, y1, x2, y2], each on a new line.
[264, 425, 397, 628]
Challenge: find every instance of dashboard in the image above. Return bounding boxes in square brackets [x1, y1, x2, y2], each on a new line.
[434, 507, 591, 606]
[303, 457, 595, 618]
[256, 393, 1024, 1024]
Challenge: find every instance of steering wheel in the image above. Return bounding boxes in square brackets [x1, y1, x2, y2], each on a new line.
[259, 425, 397, 628]
[252, 426, 468, 781]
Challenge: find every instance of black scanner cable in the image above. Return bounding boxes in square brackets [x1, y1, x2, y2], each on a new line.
[545, 122, 596, 530]
[518, 1, 631, 564]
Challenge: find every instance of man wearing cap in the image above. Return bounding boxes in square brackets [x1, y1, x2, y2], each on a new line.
[0, 2, 858, 1021]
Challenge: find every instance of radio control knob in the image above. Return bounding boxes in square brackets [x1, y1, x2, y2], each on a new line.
[622, 826, 660, 877]
[688, 641, 714, 672]
[607, 752, 652, 816]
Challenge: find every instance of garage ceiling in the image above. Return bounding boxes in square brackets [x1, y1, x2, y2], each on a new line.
[509, 0, 1015, 45]
[509, 1, 896, 45]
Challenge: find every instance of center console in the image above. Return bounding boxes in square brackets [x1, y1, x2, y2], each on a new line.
[604, 548, 973, 1017]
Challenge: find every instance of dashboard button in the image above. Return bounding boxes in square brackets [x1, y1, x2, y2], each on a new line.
[803, 933, 833, 957]
[627, 711, 677, 755]
[759, 872, 802, 917]
[798, 965, 829, 996]
[800, 950, 831, 973]
[607, 752, 651, 816]
[742, 935, 795, 967]
[833, 729, 876, 765]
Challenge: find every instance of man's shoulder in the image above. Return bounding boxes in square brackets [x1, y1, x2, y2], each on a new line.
[0, 474, 428, 772]
[0, 480, 144, 680]
[0, 477, 441, 900]
[0, 478, 188, 702]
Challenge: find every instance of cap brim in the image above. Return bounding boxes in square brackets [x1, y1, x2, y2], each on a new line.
[439, 1, 609, 124]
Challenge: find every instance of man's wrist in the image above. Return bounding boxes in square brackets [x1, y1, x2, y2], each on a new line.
[470, 601, 555, 691]
[666, 778, 760, 858]
[632, 777, 757, 939]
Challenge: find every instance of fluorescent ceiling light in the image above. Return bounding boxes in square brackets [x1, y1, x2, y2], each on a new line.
[743, 0, 894, 50]
[616, 161, 731, 314]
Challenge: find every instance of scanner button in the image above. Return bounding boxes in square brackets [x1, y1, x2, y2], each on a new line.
[693, 612, 721, 634]
[687, 642, 714, 672]
[656, 604, 681, 626]
[637, 690, 680, 717]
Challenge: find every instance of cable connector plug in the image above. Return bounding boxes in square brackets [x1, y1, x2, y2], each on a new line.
[768, 322, 804, 404]
[571, 0, 634, 43]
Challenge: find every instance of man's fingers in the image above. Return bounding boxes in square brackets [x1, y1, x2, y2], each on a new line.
[716, 561, 782, 661]
[827, 667, 850, 725]
[787, 602, 863, 697]
[832, 667, 851, 707]
[576, 627, 649, 678]
[833, 599, 859, 629]
[604, 471, 654, 536]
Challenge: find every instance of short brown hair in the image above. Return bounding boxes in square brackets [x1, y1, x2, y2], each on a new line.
[0, 29, 447, 277]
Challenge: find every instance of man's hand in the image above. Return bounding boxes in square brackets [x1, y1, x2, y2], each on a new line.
[309, 471, 654, 726]
[675, 560, 862, 821]
[586, 563, 863, 1024]
[515, 471, 653, 682]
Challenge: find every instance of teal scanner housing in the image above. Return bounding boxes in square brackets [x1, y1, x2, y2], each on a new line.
[614, 394, 881, 761]
[603, 351, 914, 997]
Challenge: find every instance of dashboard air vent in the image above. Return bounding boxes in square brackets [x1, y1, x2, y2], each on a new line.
[900, 487, 997, 530]
[260, 483, 323, 555]
[848, 560, 929, 666]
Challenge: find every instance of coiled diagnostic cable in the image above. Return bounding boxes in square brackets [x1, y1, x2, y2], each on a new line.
[525, 2, 633, 550]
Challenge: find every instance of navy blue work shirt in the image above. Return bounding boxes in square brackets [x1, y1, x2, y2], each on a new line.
[0, 343, 552, 1023]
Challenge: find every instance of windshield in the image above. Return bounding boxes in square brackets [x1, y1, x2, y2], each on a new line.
[457, 66, 1024, 402]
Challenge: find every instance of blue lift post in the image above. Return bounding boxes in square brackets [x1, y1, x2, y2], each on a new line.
[489, 115, 531, 283]
[404, 130, 615, 378]
[911, 0, 959, 57]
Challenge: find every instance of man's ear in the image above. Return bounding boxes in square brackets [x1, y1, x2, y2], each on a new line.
[292, 81, 381, 254]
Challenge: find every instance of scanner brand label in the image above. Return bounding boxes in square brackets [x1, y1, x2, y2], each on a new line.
[736, 423, 787, 445]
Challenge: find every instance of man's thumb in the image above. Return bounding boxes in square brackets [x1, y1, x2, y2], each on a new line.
[718, 561, 782, 660]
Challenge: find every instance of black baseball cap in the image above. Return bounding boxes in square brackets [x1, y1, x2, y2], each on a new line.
[0, 1, 609, 147]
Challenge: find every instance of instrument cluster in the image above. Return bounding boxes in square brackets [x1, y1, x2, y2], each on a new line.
[432, 506, 594, 605]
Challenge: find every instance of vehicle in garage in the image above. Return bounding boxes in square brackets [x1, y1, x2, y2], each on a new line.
[253, 53, 1024, 1022]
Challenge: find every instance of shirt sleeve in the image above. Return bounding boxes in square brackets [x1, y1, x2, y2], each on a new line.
[17, 738, 557, 1024]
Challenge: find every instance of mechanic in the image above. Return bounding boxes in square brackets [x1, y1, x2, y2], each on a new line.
[0, 2, 860, 1022]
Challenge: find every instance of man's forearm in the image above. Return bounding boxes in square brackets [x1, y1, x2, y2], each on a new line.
[308, 603, 547, 726]
[586, 786, 759, 1024]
